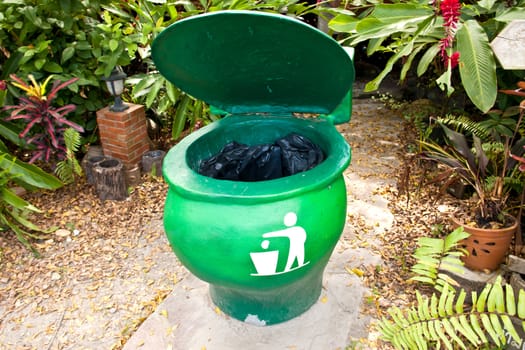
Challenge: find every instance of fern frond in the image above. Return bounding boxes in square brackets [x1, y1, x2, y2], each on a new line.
[437, 115, 490, 141]
[379, 277, 525, 349]
[54, 128, 83, 184]
[63, 127, 81, 154]
[410, 227, 469, 292]
[55, 161, 74, 184]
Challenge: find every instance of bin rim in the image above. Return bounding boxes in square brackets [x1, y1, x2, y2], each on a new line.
[162, 115, 351, 204]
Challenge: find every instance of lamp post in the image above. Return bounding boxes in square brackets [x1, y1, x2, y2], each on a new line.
[102, 67, 129, 112]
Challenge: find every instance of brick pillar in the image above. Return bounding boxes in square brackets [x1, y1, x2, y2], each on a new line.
[96, 103, 150, 172]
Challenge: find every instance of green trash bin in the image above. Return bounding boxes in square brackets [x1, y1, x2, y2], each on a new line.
[153, 10, 355, 325]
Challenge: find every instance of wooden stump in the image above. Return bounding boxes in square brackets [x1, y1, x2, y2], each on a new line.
[93, 158, 128, 201]
[84, 155, 107, 185]
[141, 150, 166, 177]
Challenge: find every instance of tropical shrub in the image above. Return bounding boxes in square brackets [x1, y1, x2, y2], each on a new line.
[0, 0, 114, 121]
[2, 74, 84, 164]
[329, 0, 525, 113]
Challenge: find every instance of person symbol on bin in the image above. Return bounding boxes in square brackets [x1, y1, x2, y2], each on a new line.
[262, 212, 307, 272]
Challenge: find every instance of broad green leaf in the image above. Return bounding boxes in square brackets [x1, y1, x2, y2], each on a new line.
[0, 187, 39, 212]
[61, 46, 75, 63]
[8, 207, 52, 234]
[436, 68, 454, 96]
[0, 122, 24, 147]
[44, 61, 63, 73]
[417, 44, 440, 77]
[456, 20, 497, 113]
[400, 44, 425, 81]
[496, 8, 525, 22]
[146, 78, 163, 108]
[1, 214, 40, 257]
[109, 39, 119, 52]
[348, 4, 433, 45]
[329, 14, 358, 33]
[34, 58, 46, 70]
[131, 74, 156, 98]
[365, 42, 414, 91]
[0, 154, 63, 190]
[166, 80, 179, 103]
[172, 94, 190, 140]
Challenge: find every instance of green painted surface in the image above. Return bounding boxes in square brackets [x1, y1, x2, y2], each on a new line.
[152, 10, 354, 117]
[162, 115, 350, 324]
[156, 10, 355, 324]
[163, 115, 350, 202]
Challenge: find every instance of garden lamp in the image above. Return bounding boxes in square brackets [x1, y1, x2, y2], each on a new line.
[102, 67, 129, 112]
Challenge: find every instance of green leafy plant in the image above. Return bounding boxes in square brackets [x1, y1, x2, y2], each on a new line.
[379, 276, 525, 349]
[0, 152, 60, 256]
[115, 0, 319, 141]
[329, 0, 525, 113]
[380, 228, 525, 349]
[420, 109, 525, 227]
[54, 128, 83, 184]
[2, 74, 84, 163]
[0, 0, 115, 121]
[410, 226, 469, 293]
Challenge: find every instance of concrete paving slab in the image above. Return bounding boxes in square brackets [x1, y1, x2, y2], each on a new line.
[123, 246, 375, 350]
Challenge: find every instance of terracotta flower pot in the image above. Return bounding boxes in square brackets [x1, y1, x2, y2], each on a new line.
[451, 215, 517, 271]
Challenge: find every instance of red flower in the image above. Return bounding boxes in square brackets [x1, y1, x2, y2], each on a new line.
[440, 0, 461, 31]
[0, 80, 6, 91]
[445, 51, 460, 69]
[438, 0, 461, 62]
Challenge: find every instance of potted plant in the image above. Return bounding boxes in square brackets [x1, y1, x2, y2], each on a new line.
[420, 91, 525, 271]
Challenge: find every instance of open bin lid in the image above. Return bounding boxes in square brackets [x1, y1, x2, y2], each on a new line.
[152, 10, 354, 115]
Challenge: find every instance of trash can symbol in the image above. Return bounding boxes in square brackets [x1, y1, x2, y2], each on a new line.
[250, 212, 310, 276]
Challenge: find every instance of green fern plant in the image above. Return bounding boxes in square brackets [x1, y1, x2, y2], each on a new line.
[380, 228, 525, 349]
[410, 227, 469, 293]
[54, 128, 83, 184]
[379, 276, 525, 349]
[436, 114, 491, 141]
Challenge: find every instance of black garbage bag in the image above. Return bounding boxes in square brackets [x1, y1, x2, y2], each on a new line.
[276, 133, 325, 176]
[198, 133, 324, 181]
